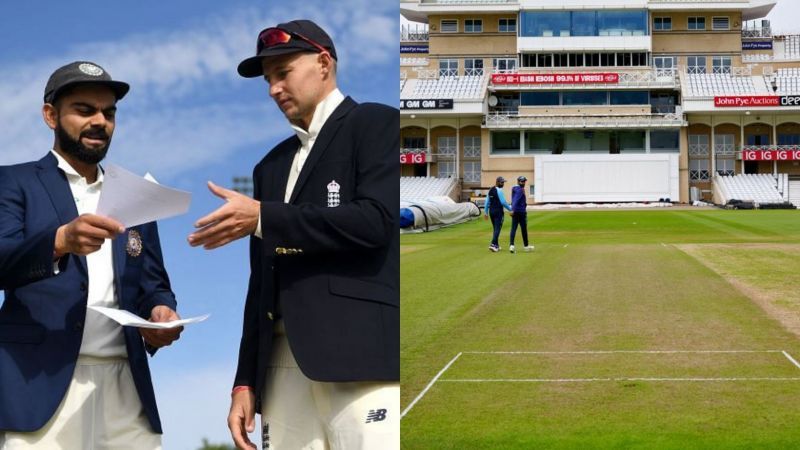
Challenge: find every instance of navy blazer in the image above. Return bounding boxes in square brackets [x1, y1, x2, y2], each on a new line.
[0, 152, 177, 433]
[233, 97, 400, 404]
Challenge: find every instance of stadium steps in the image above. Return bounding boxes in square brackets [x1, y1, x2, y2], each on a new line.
[713, 173, 785, 206]
[400, 177, 460, 202]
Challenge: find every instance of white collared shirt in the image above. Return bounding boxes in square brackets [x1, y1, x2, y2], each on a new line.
[254, 88, 345, 238]
[52, 150, 126, 357]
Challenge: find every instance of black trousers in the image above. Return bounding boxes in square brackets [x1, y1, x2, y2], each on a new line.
[509, 211, 528, 246]
[490, 211, 504, 247]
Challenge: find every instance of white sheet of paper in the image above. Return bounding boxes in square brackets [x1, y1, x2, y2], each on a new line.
[96, 163, 191, 227]
[89, 305, 210, 329]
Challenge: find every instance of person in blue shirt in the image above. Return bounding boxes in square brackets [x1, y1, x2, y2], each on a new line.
[484, 176, 512, 252]
[509, 175, 534, 253]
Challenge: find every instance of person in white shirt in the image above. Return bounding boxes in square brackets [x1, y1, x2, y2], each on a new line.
[0, 61, 182, 450]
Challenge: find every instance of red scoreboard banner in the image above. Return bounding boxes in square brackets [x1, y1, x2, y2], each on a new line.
[492, 73, 619, 85]
[742, 149, 800, 161]
[400, 153, 427, 164]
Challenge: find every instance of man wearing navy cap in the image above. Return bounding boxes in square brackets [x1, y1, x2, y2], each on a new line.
[0, 61, 182, 449]
[188, 20, 399, 450]
[484, 176, 512, 252]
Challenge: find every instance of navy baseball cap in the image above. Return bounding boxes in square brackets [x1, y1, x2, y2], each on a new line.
[238, 20, 338, 78]
[44, 61, 129, 104]
[496, 176, 506, 183]
[517, 176, 527, 182]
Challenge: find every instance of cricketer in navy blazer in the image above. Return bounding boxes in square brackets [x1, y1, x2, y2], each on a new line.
[0, 152, 177, 433]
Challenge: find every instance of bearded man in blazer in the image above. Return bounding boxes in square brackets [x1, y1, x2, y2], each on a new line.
[188, 19, 399, 450]
[0, 61, 182, 449]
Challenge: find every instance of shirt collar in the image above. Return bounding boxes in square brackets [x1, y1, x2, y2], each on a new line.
[290, 88, 345, 145]
[50, 149, 103, 186]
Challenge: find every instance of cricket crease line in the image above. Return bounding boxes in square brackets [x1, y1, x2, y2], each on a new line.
[438, 377, 800, 383]
[462, 350, 783, 355]
[401, 352, 462, 419]
[782, 350, 800, 370]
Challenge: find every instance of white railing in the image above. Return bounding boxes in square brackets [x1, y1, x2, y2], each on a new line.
[463, 171, 481, 183]
[464, 146, 481, 158]
[465, 68, 484, 76]
[690, 170, 711, 182]
[689, 143, 709, 156]
[439, 69, 458, 77]
[400, 147, 431, 156]
[401, 25, 429, 42]
[715, 144, 736, 156]
[438, 146, 457, 156]
[415, 69, 439, 79]
[742, 28, 772, 38]
[401, 57, 430, 67]
[484, 112, 685, 129]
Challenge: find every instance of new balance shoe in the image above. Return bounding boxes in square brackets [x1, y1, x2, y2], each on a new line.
[489, 245, 499, 252]
[524, 245, 535, 252]
[509, 245, 516, 253]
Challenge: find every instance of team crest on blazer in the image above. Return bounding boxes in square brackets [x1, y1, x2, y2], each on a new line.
[126, 230, 143, 257]
[327, 180, 341, 207]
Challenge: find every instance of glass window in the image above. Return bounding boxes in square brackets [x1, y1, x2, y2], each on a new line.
[403, 137, 425, 149]
[439, 59, 458, 77]
[499, 18, 517, 33]
[463, 161, 481, 183]
[689, 159, 710, 181]
[520, 11, 570, 37]
[712, 17, 729, 30]
[465, 59, 484, 76]
[493, 58, 517, 72]
[597, 10, 648, 36]
[563, 91, 608, 106]
[600, 53, 615, 66]
[495, 93, 520, 112]
[437, 136, 457, 155]
[688, 56, 706, 74]
[437, 160, 455, 178]
[491, 131, 521, 155]
[654, 17, 672, 31]
[716, 158, 735, 176]
[712, 56, 731, 74]
[618, 131, 646, 152]
[654, 56, 676, 69]
[610, 91, 649, 105]
[650, 130, 680, 152]
[569, 53, 583, 67]
[464, 136, 481, 157]
[465, 19, 483, 33]
[537, 54, 553, 68]
[688, 17, 706, 30]
[585, 53, 600, 67]
[441, 20, 458, 33]
[525, 131, 559, 154]
[571, 11, 596, 36]
[689, 134, 709, 155]
[778, 134, 800, 145]
[555, 53, 569, 67]
[521, 92, 560, 106]
[715, 134, 735, 154]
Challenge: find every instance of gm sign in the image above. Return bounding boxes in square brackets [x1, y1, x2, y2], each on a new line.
[400, 99, 454, 110]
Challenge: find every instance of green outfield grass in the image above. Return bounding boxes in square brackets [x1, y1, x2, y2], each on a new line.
[401, 209, 800, 449]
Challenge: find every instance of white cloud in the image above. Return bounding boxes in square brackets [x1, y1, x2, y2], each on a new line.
[0, 1, 397, 180]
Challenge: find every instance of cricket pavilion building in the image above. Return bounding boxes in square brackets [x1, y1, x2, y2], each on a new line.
[400, 0, 800, 207]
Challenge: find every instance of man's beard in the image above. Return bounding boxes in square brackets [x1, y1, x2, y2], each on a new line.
[56, 122, 111, 164]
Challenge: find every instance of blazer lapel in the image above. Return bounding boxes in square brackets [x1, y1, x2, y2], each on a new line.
[288, 97, 357, 204]
[268, 138, 299, 202]
[35, 153, 87, 274]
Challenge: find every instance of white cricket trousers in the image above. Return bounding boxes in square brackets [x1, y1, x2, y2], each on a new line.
[0, 356, 161, 450]
[260, 321, 400, 450]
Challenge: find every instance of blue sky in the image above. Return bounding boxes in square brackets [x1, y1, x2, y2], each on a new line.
[0, 0, 398, 448]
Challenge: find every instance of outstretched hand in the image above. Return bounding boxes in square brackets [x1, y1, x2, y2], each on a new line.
[188, 181, 260, 250]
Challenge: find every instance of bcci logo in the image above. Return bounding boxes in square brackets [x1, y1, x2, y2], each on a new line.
[78, 63, 104, 77]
